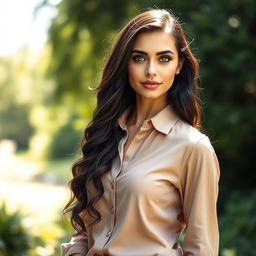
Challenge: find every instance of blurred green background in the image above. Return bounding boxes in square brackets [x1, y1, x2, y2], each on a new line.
[0, 0, 255, 255]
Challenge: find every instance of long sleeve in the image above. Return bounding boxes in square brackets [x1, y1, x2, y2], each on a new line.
[179, 136, 220, 256]
[60, 234, 88, 256]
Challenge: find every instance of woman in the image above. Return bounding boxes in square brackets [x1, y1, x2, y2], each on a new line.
[61, 9, 220, 256]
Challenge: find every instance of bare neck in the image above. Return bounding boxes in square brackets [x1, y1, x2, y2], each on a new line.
[127, 96, 168, 129]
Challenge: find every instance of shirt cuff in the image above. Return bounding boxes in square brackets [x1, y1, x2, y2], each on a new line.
[61, 242, 87, 256]
[60, 234, 88, 256]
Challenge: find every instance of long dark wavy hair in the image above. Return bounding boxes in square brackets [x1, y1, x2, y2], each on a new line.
[64, 9, 201, 234]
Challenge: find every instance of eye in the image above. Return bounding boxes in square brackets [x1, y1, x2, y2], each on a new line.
[132, 55, 146, 63]
[159, 55, 172, 63]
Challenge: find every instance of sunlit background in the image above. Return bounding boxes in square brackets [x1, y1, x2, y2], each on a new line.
[0, 0, 255, 255]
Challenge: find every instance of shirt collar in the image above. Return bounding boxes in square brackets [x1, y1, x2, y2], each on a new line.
[117, 104, 180, 135]
[117, 105, 134, 130]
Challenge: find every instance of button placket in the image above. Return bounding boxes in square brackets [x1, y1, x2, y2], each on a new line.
[103, 179, 116, 247]
[111, 180, 115, 189]
[111, 180, 116, 216]
[107, 175, 117, 242]
[104, 128, 130, 246]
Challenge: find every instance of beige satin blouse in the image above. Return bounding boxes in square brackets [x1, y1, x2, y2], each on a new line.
[61, 104, 220, 256]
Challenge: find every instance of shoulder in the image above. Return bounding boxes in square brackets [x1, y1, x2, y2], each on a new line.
[168, 118, 217, 160]
[173, 121, 220, 180]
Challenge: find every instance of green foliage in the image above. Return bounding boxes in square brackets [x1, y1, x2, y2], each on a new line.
[28, 101, 92, 160]
[0, 103, 34, 149]
[0, 202, 41, 256]
[219, 190, 256, 256]
[53, 213, 74, 256]
[35, 157, 73, 184]
[0, 202, 74, 256]
[0, 57, 34, 149]
[47, 0, 134, 100]
[0, 46, 54, 150]
[180, 0, 256, 208]
[47, 113, 82, 159]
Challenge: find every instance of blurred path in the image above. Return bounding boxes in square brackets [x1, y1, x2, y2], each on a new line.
[0, 140, 68, 225]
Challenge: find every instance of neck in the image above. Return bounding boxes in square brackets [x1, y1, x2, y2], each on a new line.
[128, 96, 168, 129]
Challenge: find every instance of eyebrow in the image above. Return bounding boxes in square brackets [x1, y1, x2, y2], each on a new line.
[131, 49, 174, 55]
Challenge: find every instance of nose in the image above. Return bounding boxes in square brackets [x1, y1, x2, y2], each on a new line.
[145, 60, 157, 78]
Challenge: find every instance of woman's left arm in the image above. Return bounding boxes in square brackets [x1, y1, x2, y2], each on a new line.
[179, 136, 220, 256]
[60, 233, 88, 256]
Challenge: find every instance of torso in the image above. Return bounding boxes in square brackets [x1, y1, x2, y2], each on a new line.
[83, 105, 219, 256]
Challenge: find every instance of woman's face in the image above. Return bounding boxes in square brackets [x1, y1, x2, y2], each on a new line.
[127, 30, 183, 104]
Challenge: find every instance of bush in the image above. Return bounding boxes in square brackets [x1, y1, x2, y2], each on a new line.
[219, 190, 256, 256]
[0, 202, 41, 256]
[53, 213, 74, 256]
[46, 114, 82, 160]
[0, 103, 34, 150]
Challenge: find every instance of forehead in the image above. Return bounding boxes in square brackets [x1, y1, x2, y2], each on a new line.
[132, 30, 178, 54]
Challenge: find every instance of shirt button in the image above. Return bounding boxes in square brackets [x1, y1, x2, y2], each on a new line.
[111, 181, 115, 189]
[111, 206, 114, 214]
[106, 231, 111, 237]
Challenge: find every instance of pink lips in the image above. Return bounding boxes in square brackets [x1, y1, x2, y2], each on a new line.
[140, 80, 161, 89]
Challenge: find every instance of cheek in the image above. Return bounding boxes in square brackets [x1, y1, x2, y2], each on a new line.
[160, 65, 177, 81]
[128, 63, 140, 83]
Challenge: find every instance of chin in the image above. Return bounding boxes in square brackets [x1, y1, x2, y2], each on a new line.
[137, 93, 164, 100]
